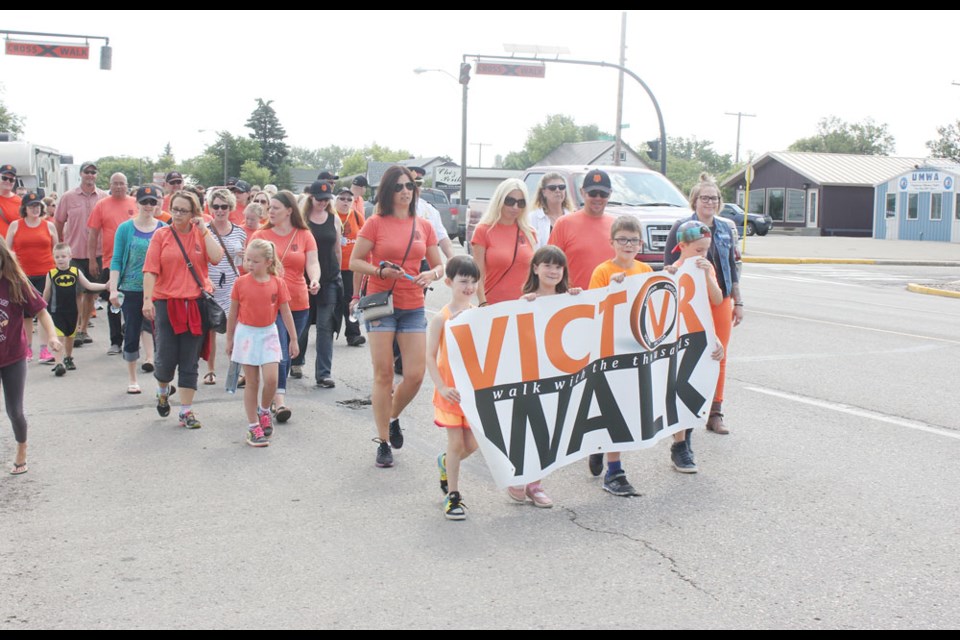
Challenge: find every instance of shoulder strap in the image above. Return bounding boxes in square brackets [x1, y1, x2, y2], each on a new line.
[169, 227, 206, 293]
[210, 224, 239, 276]
[483, 226, 521, 294]
[389, 215, 419, 295]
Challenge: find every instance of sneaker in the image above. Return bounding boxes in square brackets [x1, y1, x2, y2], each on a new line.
[602, 471, 638, 497]
[26, 347, 33, 363]
[95, 298, 105, 310]
[671, 441, 698, 474]
[246, 425, 269, 448]
[588, 453, 604, 477]
[258, 410, 274, 438]
[438, 453, 448, 494]
[156, 390, 171, 417]
[316, 377, 336, 388]
[63, 356, 76, 371]
[507, 486, 527, 503]
[347, 335, 366, 347]
[375, 439, 394, 468]
[388, 418, 403, 449]
[107, 344, 122, 356]
[179, 411, 202, 429]
[289, 365, 303, 379]
[82, 331, 93, 344]
[38, 347, 55, 364]
[444, 491, 467, 521]
[525, 482, 553, 508]
[53, 363, 66, 377]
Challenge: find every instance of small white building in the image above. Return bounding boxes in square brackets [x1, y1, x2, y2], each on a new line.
[874, 162, 960, 242]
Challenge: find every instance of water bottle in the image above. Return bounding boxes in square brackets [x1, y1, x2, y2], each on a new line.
[348, 300, 360, 324]
[225, 360, 241, 394]
[110, 291, 125, 314]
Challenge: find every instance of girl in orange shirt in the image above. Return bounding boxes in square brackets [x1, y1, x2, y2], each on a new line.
[227, 239, 298, 448]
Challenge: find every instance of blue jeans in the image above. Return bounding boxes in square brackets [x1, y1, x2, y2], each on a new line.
[276, 308, 309, 394]
[313, 279, 340, 381]
[120, 290, 154, 363]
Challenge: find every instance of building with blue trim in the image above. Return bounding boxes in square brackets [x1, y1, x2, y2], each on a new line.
[874, 163, 960, 242]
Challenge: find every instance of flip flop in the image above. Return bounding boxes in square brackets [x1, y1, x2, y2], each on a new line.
[203, 372, 216, 385]
[127, 383, 142, 394]
[10, 462, 27, 476]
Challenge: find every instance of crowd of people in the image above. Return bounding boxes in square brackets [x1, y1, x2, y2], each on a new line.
[0, 161, 744, 522]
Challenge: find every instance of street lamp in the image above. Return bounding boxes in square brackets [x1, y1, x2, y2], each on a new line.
[414, 67, 458, 82]
[413, 67, 468, 204]
[198, 129, 228, 186]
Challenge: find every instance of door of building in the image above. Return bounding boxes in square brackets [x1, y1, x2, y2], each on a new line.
[806, 189, 819, 229]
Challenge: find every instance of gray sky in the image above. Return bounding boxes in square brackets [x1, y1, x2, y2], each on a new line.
[2, 10, 957, 167]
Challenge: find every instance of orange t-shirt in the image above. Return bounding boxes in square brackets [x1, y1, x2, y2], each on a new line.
[357, 214, 437, 310]
[231, 273, 290, 327]
[143, 225, 213, 300]
[433, 304, 473, 417]
[589, 259, 653, 290]
[0, 193, 21, 238]
[251, 227, 318, 312]
[10, 220, 56, 277]
[155, 210, 172, 224]
[471, 222, 535, 305]
[87, 196, 136, 264]
[338, 208, 366, 271]
[548, 210, 616, 290]
[229, 202, 246, 227]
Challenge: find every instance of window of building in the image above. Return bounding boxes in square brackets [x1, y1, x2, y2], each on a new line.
[956, 193, 960, 220]
[907, 193, 918, 220]
[885, 193, 896, 219]
[767, 188, 785, 222]
[931, 193, 943, 221]
[785, 189, 805, 223]
[747, 189, 765, 215]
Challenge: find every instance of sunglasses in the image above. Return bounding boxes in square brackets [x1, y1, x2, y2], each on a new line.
[586, 190, 610, 199]
[0, 175, 14, 183]
[82, 170, 98, 175]
[337, 196, 354, 201]
[503, 196, 526, 208]
[168, 180, 183, 185]
[211, 204, 231, 211]
[545, 184, 566, 191]
[140, 199, 158, 206]
[171, 207, 193, 215]
[394, 182, 416, 192]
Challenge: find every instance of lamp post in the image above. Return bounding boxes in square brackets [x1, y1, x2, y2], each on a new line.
[413, 67, 468, 204]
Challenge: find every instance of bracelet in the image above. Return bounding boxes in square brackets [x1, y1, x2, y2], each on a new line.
[377, 266, 384, 279]
[734, 302, 744, 307]
[434, 268, 443, 279]
[351, 296, 360, 301]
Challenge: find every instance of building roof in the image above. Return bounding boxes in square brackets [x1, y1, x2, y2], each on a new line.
[539, 141, 646, 167]
[721, 152, 960, 188]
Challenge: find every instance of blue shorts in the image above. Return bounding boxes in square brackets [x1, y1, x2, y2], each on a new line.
[365, 307, 427, 334]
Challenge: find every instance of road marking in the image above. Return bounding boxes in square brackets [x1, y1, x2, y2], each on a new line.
[745, 386, 960, 441]
[751, 310, 960, 345]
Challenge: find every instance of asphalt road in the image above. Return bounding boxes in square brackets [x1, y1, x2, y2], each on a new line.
[3, 258, 959, 629]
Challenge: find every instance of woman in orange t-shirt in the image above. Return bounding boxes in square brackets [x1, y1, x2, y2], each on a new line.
[250, 190, 320, 424]
[470, 179, 537, 306]
[142, 191, 223, 430]
[6, 193, 59, 362]
[349, 165, 442, 468]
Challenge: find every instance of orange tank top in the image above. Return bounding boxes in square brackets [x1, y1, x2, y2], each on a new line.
[433, 304, 473, 416]
[13, 220, 55, 276]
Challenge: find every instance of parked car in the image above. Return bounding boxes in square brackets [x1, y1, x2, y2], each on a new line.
[719, 202, 772, 236]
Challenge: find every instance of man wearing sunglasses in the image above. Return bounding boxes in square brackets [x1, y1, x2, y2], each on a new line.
[548, 169, 618, 290]
[162, 171, 185, 212]
[227, 178, 251, 226]
[0, 164, 22, 238]
[55, 161, 108, 347]
[87, 173, 137, 355]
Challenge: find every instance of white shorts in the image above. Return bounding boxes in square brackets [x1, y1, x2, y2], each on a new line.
[232, 322, 282, 366]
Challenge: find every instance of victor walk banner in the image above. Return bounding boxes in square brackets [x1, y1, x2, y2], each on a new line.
[445, 262, 720, 488]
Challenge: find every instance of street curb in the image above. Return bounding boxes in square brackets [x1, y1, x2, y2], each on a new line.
[906, 283, 960, 299]
[743, 257, 960, 267]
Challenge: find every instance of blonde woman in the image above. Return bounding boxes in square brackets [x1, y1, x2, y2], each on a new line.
[530, 172, 574, 248]
[470, 179, 537, 306]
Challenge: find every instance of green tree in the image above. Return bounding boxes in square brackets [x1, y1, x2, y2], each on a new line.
[661, 136, 738, 195]
[502, 114, 608, 170]
[926, 120, 960, 162]
[290, 145, 354, 172]
[181, 132, 262, 187]
[788, 116, 895, 155]
[0, 96, 25, 137]
[239, 159, 272, 189]
[93, 156, 157, 189]
[246, 99, 289, 176]
[340, 143, 413, 177]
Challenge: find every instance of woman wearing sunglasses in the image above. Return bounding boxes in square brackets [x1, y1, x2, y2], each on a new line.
[349, 165, 443, 468]
[530, 172, 575, 249]
[202, 189, 247, 386]
[471, 178, 537, 307]
[109, 186, 166, 393]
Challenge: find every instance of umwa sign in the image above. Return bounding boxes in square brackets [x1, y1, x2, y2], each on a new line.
[446, 263, 719, 487]
[5, 39, 90, 59]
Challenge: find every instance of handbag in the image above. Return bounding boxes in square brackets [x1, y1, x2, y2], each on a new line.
[355, 215, 417, 322]
[170, 227, 228, 334]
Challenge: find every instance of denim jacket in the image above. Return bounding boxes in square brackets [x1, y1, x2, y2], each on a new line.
[667, 213, 737, 298]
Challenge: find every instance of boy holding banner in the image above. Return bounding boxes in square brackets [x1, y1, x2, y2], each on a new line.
[426, 256, 482, 521]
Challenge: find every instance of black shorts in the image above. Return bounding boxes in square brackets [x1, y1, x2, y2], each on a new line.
[70, 257, 103, 293]
[51, 311, 78, 337]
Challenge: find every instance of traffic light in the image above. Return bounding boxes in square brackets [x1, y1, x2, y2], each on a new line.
[459, 63, 471, 85]
[646, 139, 659, 162]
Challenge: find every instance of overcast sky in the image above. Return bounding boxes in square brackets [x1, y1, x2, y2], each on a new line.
[2, 10, 958, 169]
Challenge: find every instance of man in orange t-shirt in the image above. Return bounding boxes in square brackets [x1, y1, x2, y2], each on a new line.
[88, 172, 137, 354]
[548, 169, 617, 290]
[161, 171, 184, 212]
[0, 164, 22, 238]
[227, 178, 251, 226]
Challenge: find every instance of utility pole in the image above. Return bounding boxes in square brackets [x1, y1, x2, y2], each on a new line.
[725, 111, 756, 164]
[613, 12, 627, 166]
[470, 142, 491, 168]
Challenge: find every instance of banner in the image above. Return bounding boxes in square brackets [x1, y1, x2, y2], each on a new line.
[445, 263, 719, 488]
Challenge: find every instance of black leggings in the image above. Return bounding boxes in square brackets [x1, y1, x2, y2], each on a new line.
[1, 359, 29, 443]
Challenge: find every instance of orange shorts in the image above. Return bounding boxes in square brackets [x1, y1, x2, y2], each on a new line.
[434, 406, 471, 430]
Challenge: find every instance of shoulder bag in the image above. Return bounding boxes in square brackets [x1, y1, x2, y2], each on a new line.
[170, 226, 228, 334]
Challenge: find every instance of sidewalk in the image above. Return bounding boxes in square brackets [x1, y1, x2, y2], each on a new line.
[740, 235, 960, 266]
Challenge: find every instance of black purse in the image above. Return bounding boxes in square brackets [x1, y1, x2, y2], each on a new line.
[356, 216, 417, 322]
[170, 227, 228, 334]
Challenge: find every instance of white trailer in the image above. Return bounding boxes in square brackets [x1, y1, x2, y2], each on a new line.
[0, 138, 67, 196]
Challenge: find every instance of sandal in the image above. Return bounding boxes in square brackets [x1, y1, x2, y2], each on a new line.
[141, 361, 155, 373]
[10, 461, 28, 476]
[273, 404, 292, 423]
[203, 371, 216, 385]
[237, 375, 246, 389]
[127, 383, 142, 395]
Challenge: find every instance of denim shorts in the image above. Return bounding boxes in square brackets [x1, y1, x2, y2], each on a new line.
[365, 306, 427, 334]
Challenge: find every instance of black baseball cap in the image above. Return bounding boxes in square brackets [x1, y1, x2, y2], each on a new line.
[317, 170, 340, 181]
[22, 192, 43, 206]
[409, 166, 426, 178]
[229, 180, 251, 194]
[0, 164, 16, 177]
[582, 169, 612, 195]
[165, 171, 183, 183]
[352, 175, 369, 188]
[307, 180, 334, 200]
[136, 185, 161, 203]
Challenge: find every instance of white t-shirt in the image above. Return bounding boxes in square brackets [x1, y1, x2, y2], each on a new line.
[416, 198, 448, 243]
